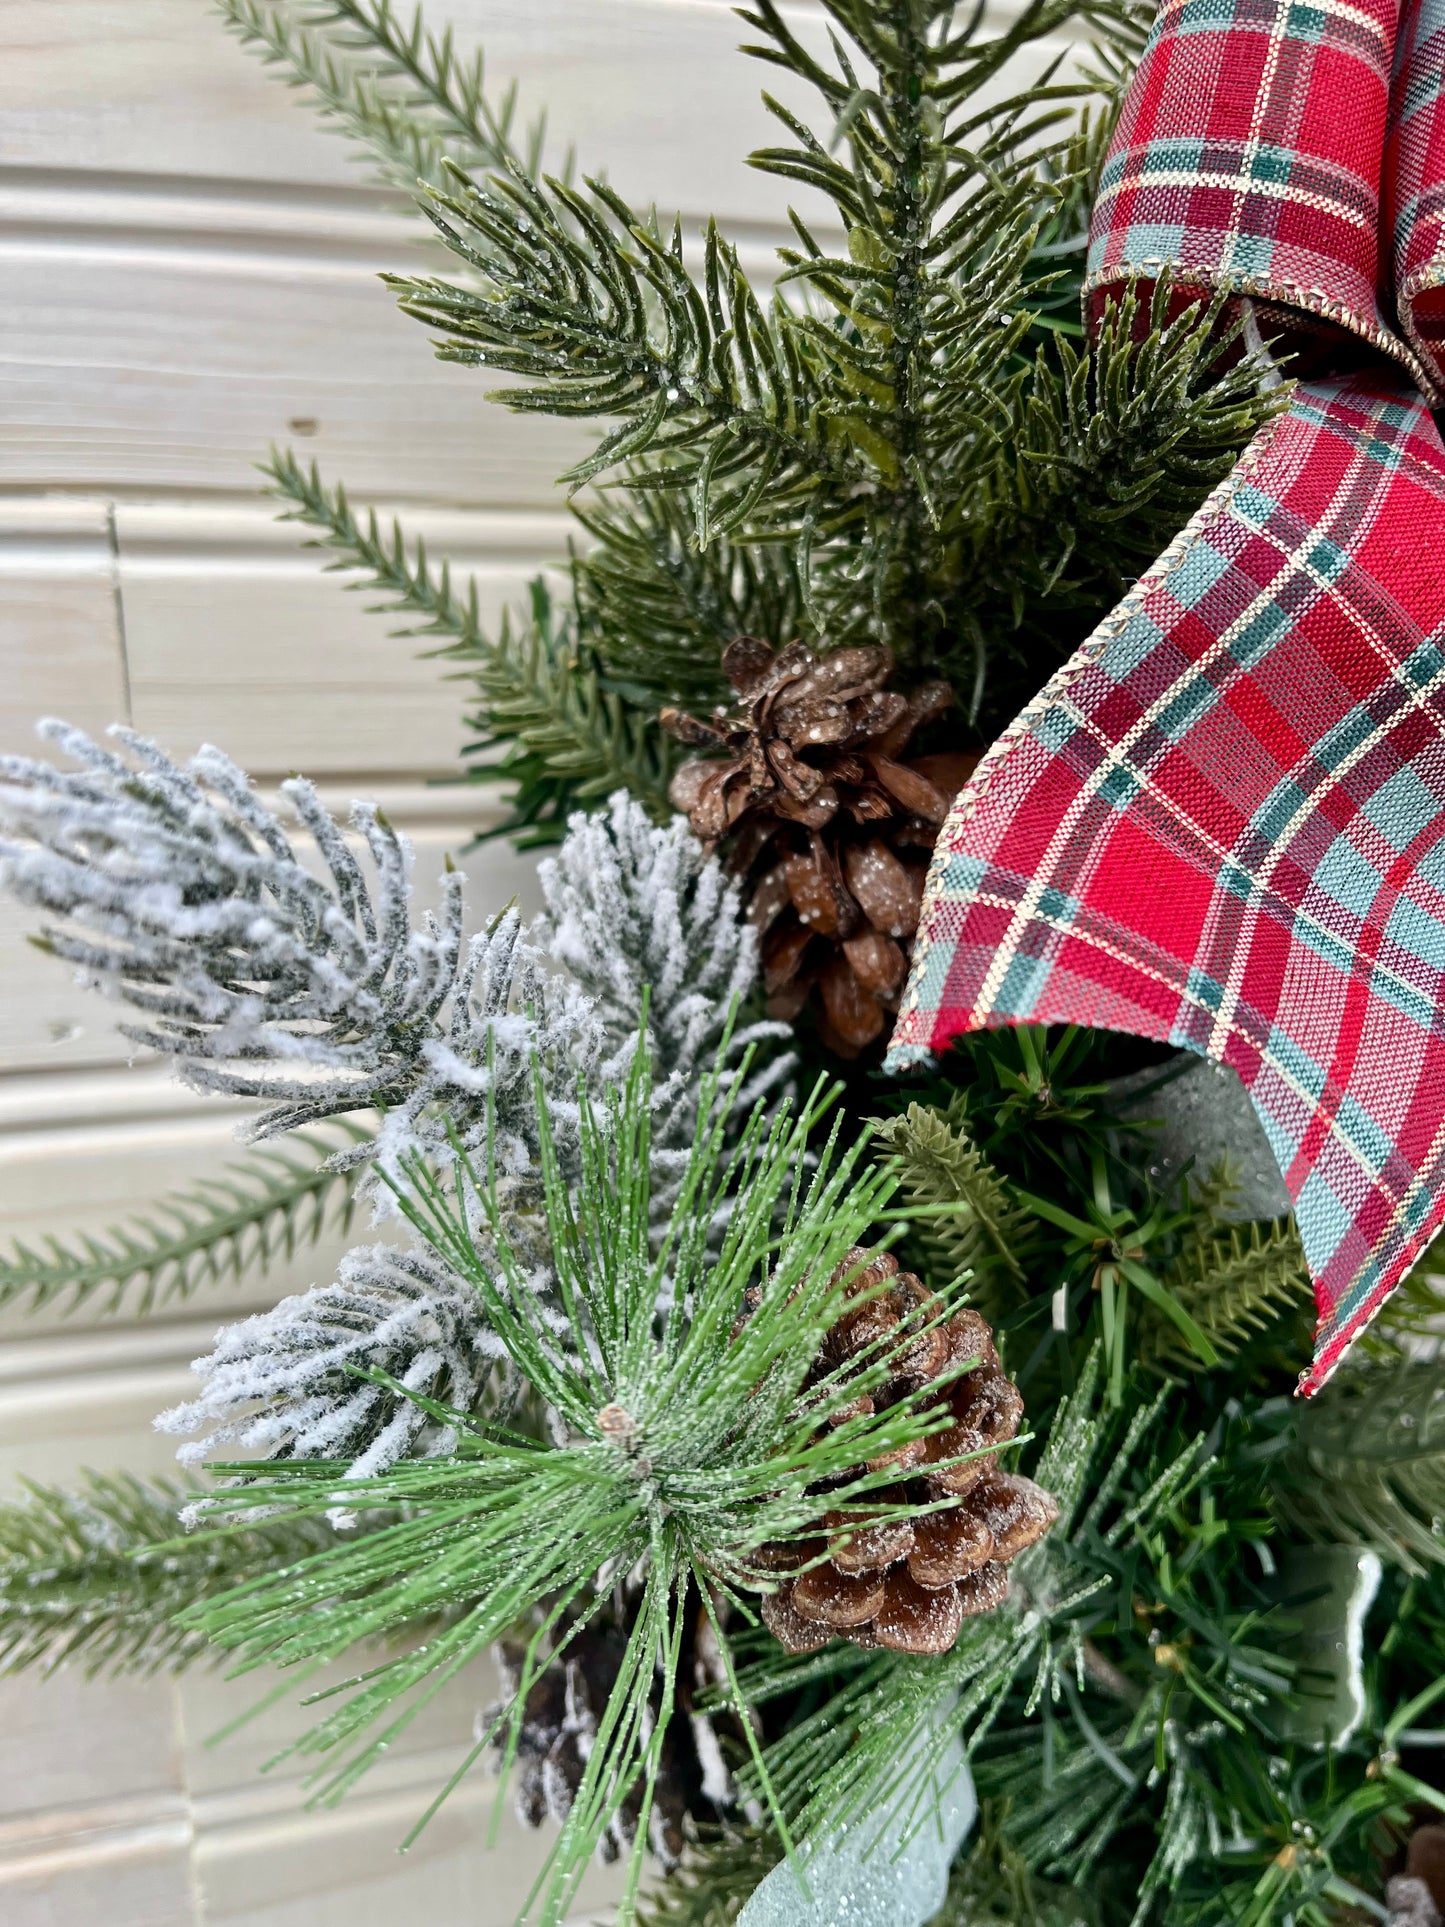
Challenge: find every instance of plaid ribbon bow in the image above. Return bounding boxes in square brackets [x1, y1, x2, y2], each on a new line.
[886, 0, 1445, 1391]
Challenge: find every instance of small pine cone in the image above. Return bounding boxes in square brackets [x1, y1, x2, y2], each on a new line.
[661, 637, 975, 1056]
[492, 1591, 739, 1870]
[1401, 1823, 1445, 1914]
[748, 1246, 1058, 1658]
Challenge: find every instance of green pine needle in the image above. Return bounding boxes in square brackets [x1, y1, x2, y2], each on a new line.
[1146, 1218, 1312, 1372]
[263, 451, 676, 837]
[179, 1039, 984, 1923]
[635, 1831, 785, 1927]
[0, 1124, 366, 1318]
[872, 1100, 1030, 1320]
[0, 1473, 342, 1678]
[214, 0, 555, 194]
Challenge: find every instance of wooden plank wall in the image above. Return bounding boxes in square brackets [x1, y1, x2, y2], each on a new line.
[0, 3, 1074, 1920]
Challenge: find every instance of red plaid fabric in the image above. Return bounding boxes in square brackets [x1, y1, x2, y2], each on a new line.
[1087, 0, 1434, 394]
[888, 375, 1445, 1391]
[893, 0, 1445, 1388]
[1386, 0, 1445, 386]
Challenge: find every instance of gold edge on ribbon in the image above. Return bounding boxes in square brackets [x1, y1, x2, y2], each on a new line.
[889, 394, 1298, 1060]
[1081, 261, 1440, 403]
[1397, 260, 1445, 401]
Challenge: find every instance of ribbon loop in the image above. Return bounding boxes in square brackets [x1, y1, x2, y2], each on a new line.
[1386, 0, 1445, 389]
[1086, 0, 1434, 395]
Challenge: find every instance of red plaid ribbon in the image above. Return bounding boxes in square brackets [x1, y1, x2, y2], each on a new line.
[888, 0, 1445, 1390]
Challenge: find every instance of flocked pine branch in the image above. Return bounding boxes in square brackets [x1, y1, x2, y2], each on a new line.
[537, 790, 791, 1099]
[0, 720, 604, 1163]
[0, 730, 780, 1195]
[179, 1045, 984, 1923]
[0, 1123, 366, 1318]
[156, 1241, 506, 1493]
[263, 451, 677, 837]
[0, 1473, 341, 1678]
[151, 791, 790, 1492]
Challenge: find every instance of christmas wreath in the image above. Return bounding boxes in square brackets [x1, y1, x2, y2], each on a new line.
[6, 2, 1445, 1922]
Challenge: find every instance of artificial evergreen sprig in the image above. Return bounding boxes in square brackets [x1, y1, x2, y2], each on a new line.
[215, 0, 554, 195]
[222, 0, 1281, 823]
[0, 731, 783, 1189]
[383, 0, 1109, 587]
[178, 1043, 987, 1923]
[1271, 1359, 1445, 1575]
[0, 1473, 343, 1677]
[0, 1123, 366, 1317]
[156, 1241, 505, 1488]
[262, 453, 677, 836]
[0, 720, 603, 1152]
[874, 1099, 1031, 1327]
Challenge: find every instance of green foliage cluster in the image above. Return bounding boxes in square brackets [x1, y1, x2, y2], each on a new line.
[173, 1045, 1000, 1923]
[740, 1028, 1445, 1925]
[608, 1026, 1445, 1925]
[219, 0, 1280, 842]
[0, 1473, 342, 1677]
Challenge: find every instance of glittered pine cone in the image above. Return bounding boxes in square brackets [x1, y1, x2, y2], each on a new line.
[492, 1592, 740, 1870]
[747, 1246, 1058, 1658]
[660, 637, 976, 1056]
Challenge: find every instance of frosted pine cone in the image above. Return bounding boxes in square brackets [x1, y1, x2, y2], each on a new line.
[748, 1247, 1057, 1657]
[660, 637, 974, 1056]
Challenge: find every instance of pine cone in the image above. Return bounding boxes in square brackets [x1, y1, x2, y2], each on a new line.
[1403, 1825, 1445, 1913]
[661, 638, 975, 1056]
[746, 1246, 1058, 1658]
[493, 1590, 740, 1870]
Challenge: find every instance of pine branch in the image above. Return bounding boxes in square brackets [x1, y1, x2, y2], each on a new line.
[228, 0, 1273, 728]
[0, 1124, 367, 1319]
[180, 1046, 968, 1919]
[572, 481, 803, 714]
[1144, 1219, 1312, 1371]
[391, 188, 848, 512]
[378, 2, 1111, 590]
[955, 280, 1284, 733]
[213, 0, 549, 194]
[636, 1830, 784, 1927]
[872, 1100, 1029, 1319]
[263, 451, 676, 835]
[937, 1802, 1099, 1926]
[0, 1473, 341, 1678]
[1273, 1361, 1445, 1575]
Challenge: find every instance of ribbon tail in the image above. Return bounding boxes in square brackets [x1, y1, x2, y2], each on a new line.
[887, 373, 1445, 1394]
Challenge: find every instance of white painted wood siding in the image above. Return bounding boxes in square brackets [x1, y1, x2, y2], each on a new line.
[0, 4, 1074, 1919]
